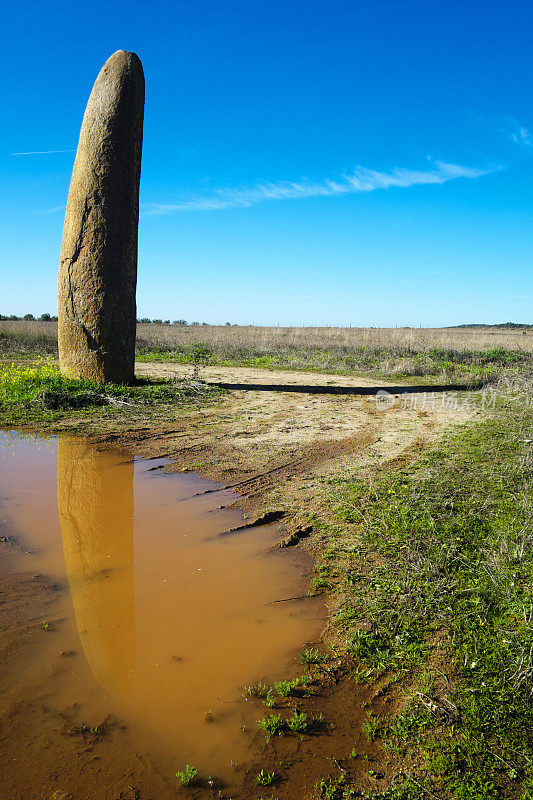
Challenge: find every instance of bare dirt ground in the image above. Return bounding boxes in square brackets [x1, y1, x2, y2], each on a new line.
[128, 363, 478, 505]
[1, 362, 481, 800]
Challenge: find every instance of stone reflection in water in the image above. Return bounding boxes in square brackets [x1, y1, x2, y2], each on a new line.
[57, 438, 135, 694]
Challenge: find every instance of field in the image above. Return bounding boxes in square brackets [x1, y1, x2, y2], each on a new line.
[1, 323, 532, 799]
[2, 320, 533, 383]
[2, 319, 533, 353]
[136, 322, 533, 352]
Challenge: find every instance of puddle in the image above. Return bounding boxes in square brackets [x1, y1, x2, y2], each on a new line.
[0, 430, 323, 784]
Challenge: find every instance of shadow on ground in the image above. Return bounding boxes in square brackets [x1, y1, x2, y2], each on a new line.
[210, 381, 482, 395]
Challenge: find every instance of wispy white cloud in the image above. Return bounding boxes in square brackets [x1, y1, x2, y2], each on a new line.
[36, 205, 65, 216]
[506, 118, 533, 149]
[11, 148, 76, 156]
[512, 128, 531, 147]
[144, 160, 494, 215]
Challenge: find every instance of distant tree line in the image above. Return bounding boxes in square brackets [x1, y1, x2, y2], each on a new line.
[0, 313, 58, 321]
[0, 314, 237, 326]
[1, 315, 528, 330]
[137, 319, 235, 326]
[449, 322, 533, 329]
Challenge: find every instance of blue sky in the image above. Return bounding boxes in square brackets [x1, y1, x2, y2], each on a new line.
[1, 0, 532, 326]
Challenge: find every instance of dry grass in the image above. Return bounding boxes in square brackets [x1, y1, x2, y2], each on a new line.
[135, 323, 533, 353]
[1, 320, 532, 354]
[1, 321, 531, 385]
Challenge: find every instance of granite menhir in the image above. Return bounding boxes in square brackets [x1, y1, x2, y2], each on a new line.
[58, 50, 144, 382]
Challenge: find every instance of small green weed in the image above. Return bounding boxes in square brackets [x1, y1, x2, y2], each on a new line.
[264, 690, 277, 708]
[245, 682, 269, 698]
[361, 712, 380, 742]
[257, 714, 284, 741]
[273, 678, 300, 697]
[315, 776, 344, 799]
[176, 764, 197, 786]
[256, 769, 278, 786]
[287, 711, 308, 732]
[310, 576, 332, 593]
[298, 647, 326, 666]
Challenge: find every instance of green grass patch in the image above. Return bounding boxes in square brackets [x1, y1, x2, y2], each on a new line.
[257, 713, 285, 741]
[175, 764, 197, 786]
[257, 710, 325, 741]
[0, 359, 223, 426]
[330, 396, 533, 798]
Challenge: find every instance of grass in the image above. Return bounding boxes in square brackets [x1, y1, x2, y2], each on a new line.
[131, 324, 532, 385]
[175, 764, 197, 786]
[264, 689, 277, 707]
[257, 710, 325, 741]
[319, 388, 533, 798]
[134, 322, 533, 355]
[286, 711, 309, 732]
[3, 323, 532, 798]
[4, 319, 531, 354]
[245, 682, 270, 698]
[244, 676, 311, 706]
[136, 341, 532, 385]
[0, 359, 224, 427]
[256, 769, 278, 786]
[298, 646, 327, 666]
[0, 323, 57, 356]
[312, 776, 430, 799]
[361, 711, 381, 742]
[273, 678, 301, 697]
[257, 714, 285, 741]
[2, 319, 532, 385]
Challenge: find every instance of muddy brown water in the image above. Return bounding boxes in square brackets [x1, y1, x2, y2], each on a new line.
[0, 430, 323, 786]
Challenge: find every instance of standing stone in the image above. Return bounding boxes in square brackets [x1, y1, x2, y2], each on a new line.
[58, 50, 144, 383]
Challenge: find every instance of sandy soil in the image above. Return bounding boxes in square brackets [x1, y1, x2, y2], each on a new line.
[129, 363, 478, 500]
[1, 363, 481, 799]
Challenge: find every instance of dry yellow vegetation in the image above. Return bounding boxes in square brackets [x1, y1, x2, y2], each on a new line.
[1, 319, 531, 353]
